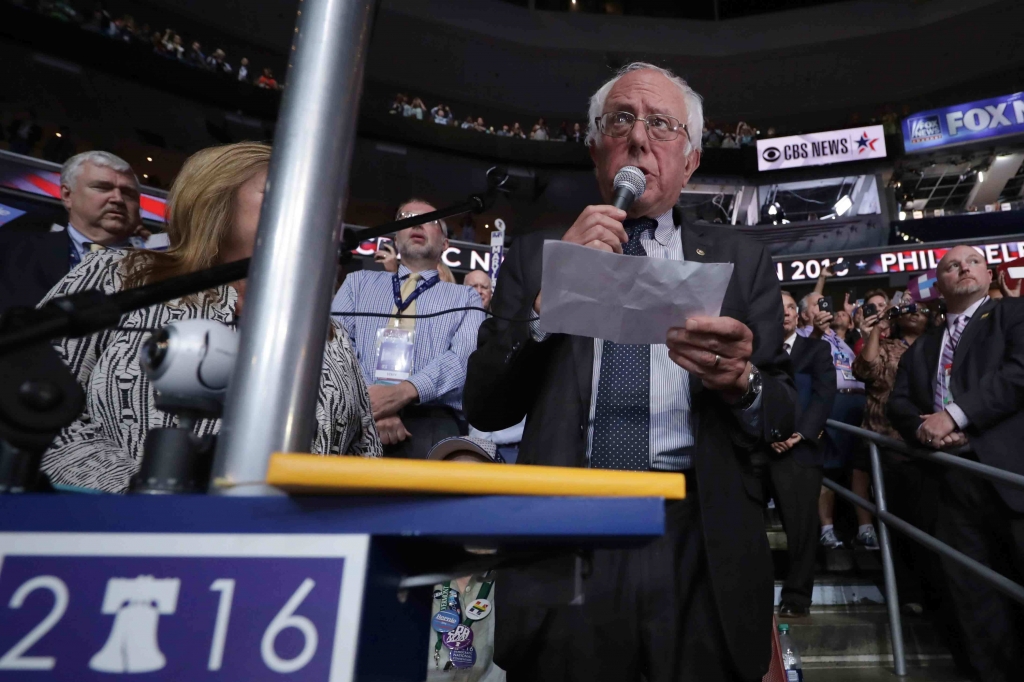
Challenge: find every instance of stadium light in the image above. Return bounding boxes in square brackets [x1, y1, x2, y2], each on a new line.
[898, 211, 906, 221]
[978, 171, 985, 183]
[767, 203, 778, 216]
[834, 195, 853, 216]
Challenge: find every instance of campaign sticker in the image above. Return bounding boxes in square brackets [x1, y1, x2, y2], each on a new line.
[442, 624, 474, 651]
[432, 609, 460, 633]
[449, 646, 477, 669]
[465, 598, 491, 621]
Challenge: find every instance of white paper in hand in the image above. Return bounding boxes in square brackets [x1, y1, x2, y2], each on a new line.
[538, 240, 734, 345]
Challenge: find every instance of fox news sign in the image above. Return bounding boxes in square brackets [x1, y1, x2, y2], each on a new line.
[756, 125, 887, 171]
[903, 93, 1024, 153]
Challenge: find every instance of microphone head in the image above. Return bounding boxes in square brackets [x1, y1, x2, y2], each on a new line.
[613, 166, 646, 201]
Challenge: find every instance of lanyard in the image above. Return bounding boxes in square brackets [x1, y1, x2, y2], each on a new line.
[433, 577, 494, 669]
[392, 273, 439, 313]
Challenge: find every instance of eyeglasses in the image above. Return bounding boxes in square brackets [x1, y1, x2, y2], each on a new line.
[595, 111, 688, 142]
[398, 211, 446, 236]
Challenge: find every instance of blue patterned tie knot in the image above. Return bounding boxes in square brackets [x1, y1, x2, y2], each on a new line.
[621, 218, 656, 256]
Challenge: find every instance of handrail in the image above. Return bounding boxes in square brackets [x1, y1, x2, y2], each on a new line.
[818, 422, 1024, 677]
[822, 476, 1024, 606]
[825, 419, 1024, 491]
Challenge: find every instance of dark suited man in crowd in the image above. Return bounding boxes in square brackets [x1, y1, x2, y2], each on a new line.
[465, 62, 795, 682]
[889, 245, 1024, 682]
[0, 151, 142, 315]
[770, 290, 837, 617]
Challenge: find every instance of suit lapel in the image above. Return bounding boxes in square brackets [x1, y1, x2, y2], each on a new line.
[38, 230, 72, 287]
[676, 207, 715, 264]
[920, 328, 942, 404]
[953, 298, 996, 368]
[676, 209, 715, 400]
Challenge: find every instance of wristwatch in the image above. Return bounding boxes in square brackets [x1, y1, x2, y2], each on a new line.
[733, 364, 762, 410]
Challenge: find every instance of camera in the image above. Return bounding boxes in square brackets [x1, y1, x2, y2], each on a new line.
[141, 320, 238, 405]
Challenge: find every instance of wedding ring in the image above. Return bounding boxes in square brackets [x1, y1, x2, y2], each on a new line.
[713, 354, 721, 368]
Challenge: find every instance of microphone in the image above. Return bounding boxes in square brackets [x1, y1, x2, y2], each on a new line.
[611, 166, 647, 212]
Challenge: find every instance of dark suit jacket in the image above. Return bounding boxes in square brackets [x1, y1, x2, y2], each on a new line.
[0, 228, 70, 316]
[888, 297, 1024, 511]
[789, 334, 838, 467]
[464, 207, 796, 680]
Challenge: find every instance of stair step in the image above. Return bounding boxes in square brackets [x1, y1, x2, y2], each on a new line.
[803, 665, 970, 681]
[774, 578, 884, 607]
[780, 609, 951, 667]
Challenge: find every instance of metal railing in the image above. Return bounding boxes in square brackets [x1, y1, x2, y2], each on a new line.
[821, 419, 1024, 676]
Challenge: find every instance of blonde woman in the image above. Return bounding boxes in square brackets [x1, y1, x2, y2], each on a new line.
[40, 142, 381, 493]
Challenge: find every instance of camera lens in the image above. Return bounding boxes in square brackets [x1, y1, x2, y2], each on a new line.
[141, 328, 171, 372]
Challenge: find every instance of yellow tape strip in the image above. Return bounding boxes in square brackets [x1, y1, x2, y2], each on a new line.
[266, 453, 685, 499]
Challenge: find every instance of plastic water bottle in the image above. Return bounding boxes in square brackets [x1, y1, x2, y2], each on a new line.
[778, 623, 803, 682]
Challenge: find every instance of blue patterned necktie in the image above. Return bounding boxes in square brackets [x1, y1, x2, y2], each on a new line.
[589, 218, 657, 471]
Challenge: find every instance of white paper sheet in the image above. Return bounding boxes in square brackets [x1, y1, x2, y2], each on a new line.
[538, 240, 735, 345]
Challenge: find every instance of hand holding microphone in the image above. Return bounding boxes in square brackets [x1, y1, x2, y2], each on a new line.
[535, 167, 645, 313]
[562, 166, 647, 254]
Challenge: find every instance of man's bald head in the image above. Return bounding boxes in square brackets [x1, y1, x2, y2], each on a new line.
[936, 245, 991, 311]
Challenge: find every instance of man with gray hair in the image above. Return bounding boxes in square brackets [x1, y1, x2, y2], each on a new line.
[465, 63, 795, 680]
[0, 151, 145, 314]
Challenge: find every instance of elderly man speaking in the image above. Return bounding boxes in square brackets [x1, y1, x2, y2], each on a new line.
[465, 63, 795, 681]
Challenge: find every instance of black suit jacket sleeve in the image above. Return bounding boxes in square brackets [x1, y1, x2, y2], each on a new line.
[795, 338, 837, 445]
[888, 349, 923, 443]
[464, 231, 553, 431]
[954, 301, 1024, 430]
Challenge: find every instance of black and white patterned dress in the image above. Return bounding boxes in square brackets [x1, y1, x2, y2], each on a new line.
[39, 250, 382, 493]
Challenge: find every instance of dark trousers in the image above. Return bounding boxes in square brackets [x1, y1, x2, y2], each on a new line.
[500, 490, 756, 682]
[823, 392, 865, 469]
[769, 455, 823, 608]
[383, 405, 462, 459]
[935, 468, 1024, 682]
[882, 455, 944, 607]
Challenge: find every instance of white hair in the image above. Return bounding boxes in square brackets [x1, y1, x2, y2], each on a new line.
[586, 62, 704, 153]
[60, 151, 138, 191]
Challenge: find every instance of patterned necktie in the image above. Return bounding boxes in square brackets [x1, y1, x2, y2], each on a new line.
[934, 313, 970, 412]
[590, 218, 657, 471]
[784, 342, 792, 355]
[392, 272, 421, 331]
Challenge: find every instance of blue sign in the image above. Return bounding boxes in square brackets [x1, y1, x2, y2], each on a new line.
[0, 533, 369, 682]
[903, 92, 1024, 153]
[0, 203, 26, 228]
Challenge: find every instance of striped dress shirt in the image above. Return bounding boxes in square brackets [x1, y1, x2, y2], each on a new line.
[533, 210, 761, 471]
[332, 265, 485, 412]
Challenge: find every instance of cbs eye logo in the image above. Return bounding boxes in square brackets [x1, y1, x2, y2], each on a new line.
[761, 147, 781, 162]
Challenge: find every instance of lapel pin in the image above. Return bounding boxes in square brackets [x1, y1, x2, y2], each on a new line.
[696, 248, 706, 256]
[981, 312, 990, 319]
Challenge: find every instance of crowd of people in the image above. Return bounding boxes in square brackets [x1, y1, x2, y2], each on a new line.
[768, 263, 1023, 681]
[389, 93, 589, 142]
[9, 0, 283, 89]
[390, 93, 766, 149]
[2, 61, 1023, 682]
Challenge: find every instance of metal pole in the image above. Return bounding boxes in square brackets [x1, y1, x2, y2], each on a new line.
[211, 0, 376, 495]
[869, 443, 907, 676]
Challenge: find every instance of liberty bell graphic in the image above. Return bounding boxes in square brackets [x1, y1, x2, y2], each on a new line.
[89, 576, 180, 673]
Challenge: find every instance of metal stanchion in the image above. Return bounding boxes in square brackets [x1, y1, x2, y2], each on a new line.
[869, 442, 906, 675]
[211, 0, 376, 495]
